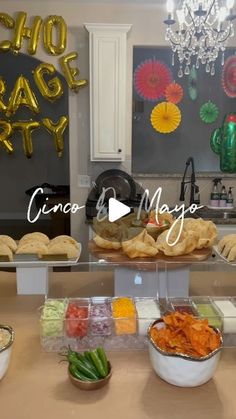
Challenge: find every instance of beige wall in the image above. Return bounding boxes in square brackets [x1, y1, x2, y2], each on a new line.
[1, 1, 236, 257]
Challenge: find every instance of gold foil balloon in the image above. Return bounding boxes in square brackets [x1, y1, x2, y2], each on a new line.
[33, 63, 63, 102]
[0, 120, 14, 154]
[6, 75, 40, 117]
[26, 16, 42, 55]
[59, 51, 88, 92]
[11, 11, 42, 55]
[0, 78, 7, 112]
[11, 11, 26, 53]
[43, 15, 67, 55]
[0, 13, 14, 52]
[42, 116, 68, 157]
[13, 120, 40, 158]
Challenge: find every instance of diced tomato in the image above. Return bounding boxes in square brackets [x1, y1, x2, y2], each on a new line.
[66, 303, 88, 337]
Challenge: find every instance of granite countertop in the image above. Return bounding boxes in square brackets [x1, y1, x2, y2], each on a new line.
[85, 203, 236, 226]
[205, 218, 236, 225]
[195, 207, 236, 225]
[133, 172, 236, 178]
[85, 214, 236, 225]
[86, 218, 236, 225]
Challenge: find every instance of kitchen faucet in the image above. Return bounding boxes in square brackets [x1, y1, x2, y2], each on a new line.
[179, 157, 200, 206]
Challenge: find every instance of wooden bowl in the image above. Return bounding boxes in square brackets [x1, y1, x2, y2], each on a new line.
[68, 362, 112, 390]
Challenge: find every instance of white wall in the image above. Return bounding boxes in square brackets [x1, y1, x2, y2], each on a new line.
[1, 1, 236, 257]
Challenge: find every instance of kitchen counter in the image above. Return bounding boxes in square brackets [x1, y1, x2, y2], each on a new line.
[1, 271, 236, 418]
[194, 207, 236, 225]
[86, 218, 236, 225]
[206, 218, 236, 225]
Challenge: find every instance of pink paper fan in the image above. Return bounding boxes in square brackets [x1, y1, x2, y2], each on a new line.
[222, 56, 236, 98]
[134, 59, 173, 101]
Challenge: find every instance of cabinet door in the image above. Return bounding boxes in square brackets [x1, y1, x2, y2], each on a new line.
[85, 24, 131, 161]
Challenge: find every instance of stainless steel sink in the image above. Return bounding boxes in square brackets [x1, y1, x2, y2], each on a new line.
[168, 207, 236, 221]
[195, 209, 236, 220]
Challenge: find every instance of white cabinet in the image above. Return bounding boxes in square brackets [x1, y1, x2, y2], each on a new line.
[85, 23, 131, 161]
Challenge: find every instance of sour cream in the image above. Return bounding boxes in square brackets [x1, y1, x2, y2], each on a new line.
[135, 299, 160, 336]
[213, 300, 236, 333]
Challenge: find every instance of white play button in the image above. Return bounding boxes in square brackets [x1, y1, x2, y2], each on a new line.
[108, 198, 131, 222]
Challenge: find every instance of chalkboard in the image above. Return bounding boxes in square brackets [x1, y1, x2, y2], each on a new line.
[0, 52, 69, 216]
[132, 46, 236, 174]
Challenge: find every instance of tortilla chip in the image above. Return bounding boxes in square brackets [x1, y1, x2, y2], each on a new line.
[227, 244, 236, 262]
[93, 235, 121, 250]
[50, 235, 79, 249]
[122, 230, 158, 259]
[183, 218, 217, 249]
[156, 223, 198, 256]
[0, 235, 17, 252]
[19, 232, 50, 245]
[16, 240, 48, 256]
[0, 243, 13, 261]
[218, 234, 236, 253]
[47, 242, 80, 259]
[150, 312, 221, 358]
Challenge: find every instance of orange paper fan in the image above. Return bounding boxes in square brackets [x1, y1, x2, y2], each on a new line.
[150, 102, 181, 134]
[165, 82, 183, 104]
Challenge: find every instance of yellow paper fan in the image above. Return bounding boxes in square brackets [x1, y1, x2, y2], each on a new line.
[150, 102, 181, 134]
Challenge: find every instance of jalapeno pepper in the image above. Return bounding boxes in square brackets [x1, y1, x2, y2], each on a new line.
[84, 351, 93, 364]
[89, 349, 107, 378]
[97, 347, 109, 376]
[67, 352, 79, 365]
[76, 353, 101, 377]
[71, 357, 100, 380]
[69, 364, 95, 382]
[63, 347, 109, 381]
[66, 347, 79, 362]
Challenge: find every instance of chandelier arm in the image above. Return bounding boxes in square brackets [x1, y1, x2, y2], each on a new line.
[186, 4, 198, 29]
[204, 0, 216, 24]
[213, 23, 232, 43]
[218, 27, 232, 43]
[169, 37, 182, 46]
[167, 29, 182, 46]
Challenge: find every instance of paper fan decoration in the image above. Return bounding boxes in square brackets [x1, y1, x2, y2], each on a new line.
[150, 102, 181, 134]
[165, 82, 183, 104]
[134, 59, 173, 101]
[188, 66, 198, 101]
[200, 101, 219, 124]
[222, 56, 236, 98]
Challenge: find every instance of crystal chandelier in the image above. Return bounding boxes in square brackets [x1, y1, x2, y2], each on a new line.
[164, 0, 236, 76]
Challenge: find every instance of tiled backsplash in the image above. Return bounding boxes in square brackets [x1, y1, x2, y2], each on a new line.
[88, 158, 236, 208]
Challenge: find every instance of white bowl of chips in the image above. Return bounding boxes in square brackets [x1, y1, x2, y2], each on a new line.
[148, 318, 222, 387]
[0, 325, 14, 380]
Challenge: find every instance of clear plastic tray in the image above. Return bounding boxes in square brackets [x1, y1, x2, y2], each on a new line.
[39, 295, 236, 351]
[39, 296, 162, 352]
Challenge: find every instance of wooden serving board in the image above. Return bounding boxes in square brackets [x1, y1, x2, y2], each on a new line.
[88, 240, 212, 269]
